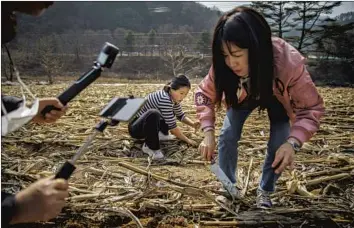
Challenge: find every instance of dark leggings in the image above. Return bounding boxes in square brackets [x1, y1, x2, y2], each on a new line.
[128, 109, 169, 150]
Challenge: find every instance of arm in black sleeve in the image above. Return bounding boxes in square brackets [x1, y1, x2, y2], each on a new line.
[1, 191, 17, 227]
[1, 95, 24, 116]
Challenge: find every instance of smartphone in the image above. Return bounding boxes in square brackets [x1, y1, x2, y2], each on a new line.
[99, 97, 146, 122]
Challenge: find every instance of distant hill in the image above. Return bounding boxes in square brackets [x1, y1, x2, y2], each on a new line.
[336, 11, 354, 24]
[16, 1, 220, 35]
[284, 11, 354, 41]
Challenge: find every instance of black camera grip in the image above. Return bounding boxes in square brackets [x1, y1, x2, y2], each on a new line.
[41, 105, 62, 117]
[55, 161, 76, 180]
[41, 67, 102, 118]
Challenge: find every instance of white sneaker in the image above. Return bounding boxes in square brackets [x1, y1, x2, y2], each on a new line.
[158, 131, 176, 141]
[142, 143, 164, 160]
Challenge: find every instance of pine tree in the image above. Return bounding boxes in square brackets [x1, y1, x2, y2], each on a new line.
[315, 21, 354, 59]
[292, 1, 342, 52]
[251, 2, 297, 38]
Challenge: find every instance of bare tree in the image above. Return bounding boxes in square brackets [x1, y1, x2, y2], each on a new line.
[36, 35, 63, 84]
[124, 31, 135, 56]
[162, 45, 201, 76]
[60, 29, 83, 64]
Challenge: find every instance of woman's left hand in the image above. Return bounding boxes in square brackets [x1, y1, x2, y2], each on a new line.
[272, 142, 295, 174]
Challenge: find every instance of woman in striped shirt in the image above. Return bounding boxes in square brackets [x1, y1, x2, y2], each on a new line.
[128, 74, 200, 159]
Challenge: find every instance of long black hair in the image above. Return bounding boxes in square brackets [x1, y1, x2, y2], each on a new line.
[212, 6, 274, 110]
[163, 74, 191, 92]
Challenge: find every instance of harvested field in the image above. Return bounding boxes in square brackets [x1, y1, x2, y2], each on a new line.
[1, 83, 354, 228]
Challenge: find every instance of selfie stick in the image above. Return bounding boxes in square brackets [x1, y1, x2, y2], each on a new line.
[41, 42, 119, 116]
[54, 96, 146, 180]
[54, 119, 116, 180]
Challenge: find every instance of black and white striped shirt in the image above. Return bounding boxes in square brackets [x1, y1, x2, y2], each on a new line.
[137, 90, 185, 130]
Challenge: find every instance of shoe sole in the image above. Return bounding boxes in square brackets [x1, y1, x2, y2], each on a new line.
[142, 148, 154, 157]
[257, 205, 272, 210]
[142, 148, 164, 160]
[153, 155, 164, 160]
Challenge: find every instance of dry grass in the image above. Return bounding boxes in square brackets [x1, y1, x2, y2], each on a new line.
[1, 83, 354, 228]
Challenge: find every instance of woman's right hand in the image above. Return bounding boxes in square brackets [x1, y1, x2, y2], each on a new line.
[198, 130, 216, 161]
[11, 177, 69, 224]
[187, 139, 198, 147]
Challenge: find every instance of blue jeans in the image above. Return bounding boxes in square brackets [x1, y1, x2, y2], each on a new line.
[218, 97, 290, 192]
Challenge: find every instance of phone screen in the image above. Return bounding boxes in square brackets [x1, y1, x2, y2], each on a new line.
[99, 97, 146, 122]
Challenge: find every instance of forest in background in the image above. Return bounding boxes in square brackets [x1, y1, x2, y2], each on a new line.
[1, 1, 353, 85]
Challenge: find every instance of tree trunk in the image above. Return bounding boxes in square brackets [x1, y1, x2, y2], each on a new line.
[48, 73, 54, 84]
[3, 45, 14, 81]
[74, 41, 81, 63]
[3, 65, 9, 81]
[279, 3, 283, 38]
[9, 66, 14, 82]
[298, 2, 306, 51]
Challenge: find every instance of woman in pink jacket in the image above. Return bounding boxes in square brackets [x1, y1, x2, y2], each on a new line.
[195, 7, 325, 208]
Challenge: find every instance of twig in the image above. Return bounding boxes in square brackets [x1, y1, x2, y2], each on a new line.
[69, 186, 95, 194]
[242, 158, 253, 196]
[69, 193, 116, 201]
[199, 220, 292, 226]
[118, 161, 199, 189]
[2, 169, 37, 181]
[87, 167, 126, 179]
[304, 165, 354, 178]
[304, 173, 352, 186]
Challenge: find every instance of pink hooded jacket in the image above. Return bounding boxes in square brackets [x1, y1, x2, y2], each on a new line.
[194, 37, 325, 145]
